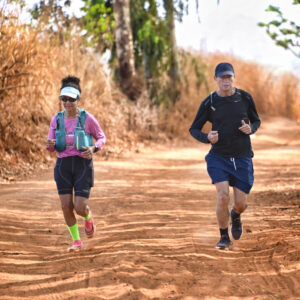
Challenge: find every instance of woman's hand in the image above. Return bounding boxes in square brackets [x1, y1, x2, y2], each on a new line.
[208, 131, 219, 144]
[239, 120, 252, 135]
[82, 146, 95, 160]
[46, 139, 56, 148]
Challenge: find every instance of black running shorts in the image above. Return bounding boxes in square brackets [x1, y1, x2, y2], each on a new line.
[54, 156, 94, 198]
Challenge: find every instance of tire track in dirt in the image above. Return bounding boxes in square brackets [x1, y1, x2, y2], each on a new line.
[0, 117, 299, 299]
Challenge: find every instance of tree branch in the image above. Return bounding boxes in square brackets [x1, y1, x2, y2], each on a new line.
[0, 72, 30, 79]
[0, 84, 27, 92]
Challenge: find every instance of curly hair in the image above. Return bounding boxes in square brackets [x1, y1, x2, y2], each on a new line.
[60, 76, 81, 93]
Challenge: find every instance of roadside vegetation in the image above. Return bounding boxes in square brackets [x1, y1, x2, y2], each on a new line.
[0, 4, 299, 180]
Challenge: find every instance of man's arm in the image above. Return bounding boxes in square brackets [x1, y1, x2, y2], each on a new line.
[247, 94, 261, 134]
[189, 99, 210, 143]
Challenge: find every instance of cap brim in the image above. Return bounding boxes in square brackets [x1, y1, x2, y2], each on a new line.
[216, 71, 234, 77]
[59, 86, 80, 99]
[59, 92, 78, 99]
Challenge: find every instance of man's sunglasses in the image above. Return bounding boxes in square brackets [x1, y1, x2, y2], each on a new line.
[60, 96, 78, 102]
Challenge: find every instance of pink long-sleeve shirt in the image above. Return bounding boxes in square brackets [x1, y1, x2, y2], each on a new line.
[47, 111, 106, 158]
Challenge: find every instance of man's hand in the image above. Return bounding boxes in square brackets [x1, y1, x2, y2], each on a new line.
[238, 120, 251, 135]
[208, 130, 219, 144]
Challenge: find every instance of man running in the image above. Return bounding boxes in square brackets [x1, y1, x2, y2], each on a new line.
[189, 62, 261, 249]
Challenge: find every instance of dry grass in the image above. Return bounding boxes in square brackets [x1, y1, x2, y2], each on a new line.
[0, 8, 158, 180]
[160, 51, 300, 139]
[1, 5, 299, 181]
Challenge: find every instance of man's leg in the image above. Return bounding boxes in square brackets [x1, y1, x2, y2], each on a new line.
[215, 181, 232, 249]
[215, 181, 230, 228]
[233, 187, 248, 214]
[231, 187, 248, 240]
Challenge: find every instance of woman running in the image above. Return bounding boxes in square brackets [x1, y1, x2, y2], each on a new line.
[46, 76, 106, 251]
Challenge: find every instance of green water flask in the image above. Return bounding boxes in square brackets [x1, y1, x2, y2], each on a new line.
[76, 129, 88, 151]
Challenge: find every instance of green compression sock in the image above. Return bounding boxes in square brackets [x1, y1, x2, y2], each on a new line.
[84, 211, 91, 221]
[68, 223, 80, 241]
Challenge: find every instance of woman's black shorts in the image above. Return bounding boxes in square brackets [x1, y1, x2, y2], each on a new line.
[54, 156, 94, 198]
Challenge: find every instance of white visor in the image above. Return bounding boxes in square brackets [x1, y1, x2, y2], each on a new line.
[59, 86, 80, 99]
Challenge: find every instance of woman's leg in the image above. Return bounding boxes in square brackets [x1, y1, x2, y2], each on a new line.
[74, 196, 89, 218]
[73, 157, 95, 237]
[60, 194, 76, 226]
[59, 194, 82, 249]
[74, 196, 95, 238]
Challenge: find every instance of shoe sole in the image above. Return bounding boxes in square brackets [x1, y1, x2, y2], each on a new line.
[68, 246, 82, 252]
[216, 244, 231, 250]
[85, 224, 95, 238]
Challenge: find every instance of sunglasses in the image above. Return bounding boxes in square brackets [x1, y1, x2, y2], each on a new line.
[60, 96, 78, 102]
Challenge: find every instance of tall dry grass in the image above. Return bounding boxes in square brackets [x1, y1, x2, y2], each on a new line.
[1, 3, 299, 180]
[0, 7, 158, 180]
[161, 51, 300, 139]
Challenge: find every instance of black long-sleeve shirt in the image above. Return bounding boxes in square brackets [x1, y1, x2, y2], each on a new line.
[189, 88, 261, 158]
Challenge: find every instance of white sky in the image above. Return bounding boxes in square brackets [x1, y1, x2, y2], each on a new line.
[23, 0, 300, 73]
[175, 0, 300, 73]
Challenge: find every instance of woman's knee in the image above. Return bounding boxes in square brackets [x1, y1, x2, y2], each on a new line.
[74, 204, 85, 216]
[60, 194, 73, 213]
[74, 198, 89, 216]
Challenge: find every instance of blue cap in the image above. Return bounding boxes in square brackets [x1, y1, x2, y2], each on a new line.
[59, 86, 81, 99]
[215, 62, 234, 77]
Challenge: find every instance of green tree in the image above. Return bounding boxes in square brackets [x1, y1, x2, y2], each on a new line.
[81, 0, 115, 52]
[258, 1, 300, 58]
[24, 0, 209, 105]
[82, 0, 206, 106]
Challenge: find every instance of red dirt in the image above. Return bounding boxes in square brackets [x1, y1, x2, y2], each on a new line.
[0, 117, 299, 299]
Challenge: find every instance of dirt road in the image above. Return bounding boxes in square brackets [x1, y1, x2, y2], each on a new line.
[0, 117, 299, 299]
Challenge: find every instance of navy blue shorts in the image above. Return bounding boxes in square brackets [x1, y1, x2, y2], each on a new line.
[54, 156, 94, 198]
[205, 152, 254, 194]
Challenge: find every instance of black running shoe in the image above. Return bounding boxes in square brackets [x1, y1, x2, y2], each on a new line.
[231, 209, 243, 240]
[216, 235, 232, 250]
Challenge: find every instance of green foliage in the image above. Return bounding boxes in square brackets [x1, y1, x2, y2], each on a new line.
[131, 0, 183, 105]
[81, 0, 115, 51]
[258, 2, 300, 58]
[80, 0, 207, 106]
[191, 58, 209, 92]
[130, 0, 168, 79]
[24, 0, 207, 106]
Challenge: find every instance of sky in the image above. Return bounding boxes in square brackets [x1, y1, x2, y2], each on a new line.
[175, 0, 300, 73]
[22, 0, 300, 73]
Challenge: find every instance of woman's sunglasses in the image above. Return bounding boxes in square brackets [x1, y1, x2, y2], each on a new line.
[60, 96, 78, 102]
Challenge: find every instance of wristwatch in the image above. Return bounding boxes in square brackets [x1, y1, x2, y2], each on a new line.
[94, 145, 99, 153]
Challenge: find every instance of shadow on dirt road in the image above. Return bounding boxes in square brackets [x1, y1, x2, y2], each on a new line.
[0, 117, 299, 299]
